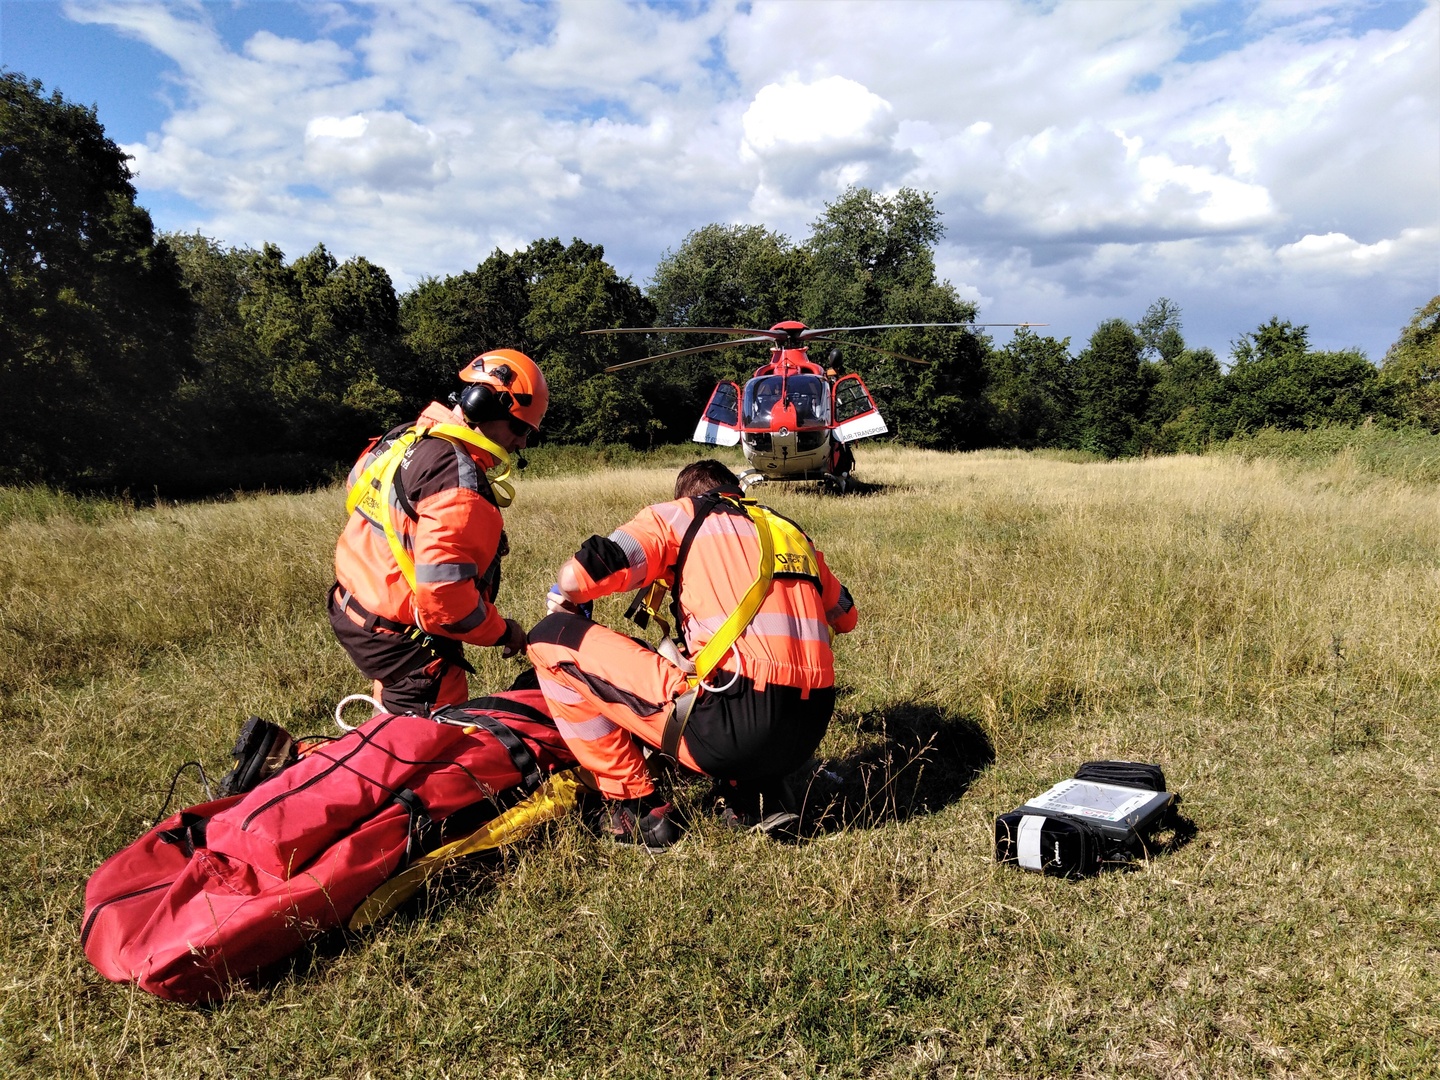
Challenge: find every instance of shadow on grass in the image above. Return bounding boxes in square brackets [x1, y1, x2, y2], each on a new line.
[789, 702, 995, 836]
[835, 476, 887, 497]
[1143, 807, 1198, 861]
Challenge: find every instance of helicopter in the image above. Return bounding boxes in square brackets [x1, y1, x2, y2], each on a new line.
[585, 320, 1040, 492]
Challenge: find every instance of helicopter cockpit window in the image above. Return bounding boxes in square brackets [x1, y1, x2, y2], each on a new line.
[833, 375, 877, 423]
[784, 375, 830, 427]
[702, 381, 740, 426]
[742, 377, 783, 427]
[742, 375, 829, 428]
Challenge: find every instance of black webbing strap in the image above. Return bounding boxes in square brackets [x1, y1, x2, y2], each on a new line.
[434, 706, 544, 792]
[460, 695, 555, 729]
[660, 687, 699, 761]
[332, 584, 477, 675]
[158, 812, 209, 857]
[668, 489, 747, 637]
[392, 788, 431, 868]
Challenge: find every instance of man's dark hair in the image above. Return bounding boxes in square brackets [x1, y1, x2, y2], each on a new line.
[675, 460, 740, 499]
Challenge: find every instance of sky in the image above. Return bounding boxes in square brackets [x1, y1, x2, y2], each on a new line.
[2, 0, 1437, 361]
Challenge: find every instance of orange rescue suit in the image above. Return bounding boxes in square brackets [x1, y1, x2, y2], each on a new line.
[334, 402, 511, 649]
[566, 494, 858, 692]
[527, 489, 858, 799]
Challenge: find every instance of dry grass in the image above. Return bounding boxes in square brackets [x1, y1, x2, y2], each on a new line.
[1, 448, 1437, 1078]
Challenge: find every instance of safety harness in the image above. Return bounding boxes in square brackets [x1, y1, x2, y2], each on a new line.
[340, 420, 518, 672]
[651, 491, 823, 758]
[345, 420, 519, 592]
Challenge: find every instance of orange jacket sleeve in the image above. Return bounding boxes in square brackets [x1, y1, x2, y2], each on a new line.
[815, 548, 858, 634]
[562, 501, 688, 601]
[410, 484, 509, 647]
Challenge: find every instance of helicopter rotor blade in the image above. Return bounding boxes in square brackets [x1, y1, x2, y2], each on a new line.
[802, 322, 1046, 338]
[585, 326, 786, 339]
[603, 335, 779, 373]
[808, 337, 932, 366]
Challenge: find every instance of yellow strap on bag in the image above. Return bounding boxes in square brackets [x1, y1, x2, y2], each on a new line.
[347, 768, 581, 930]
[343, 422, 518, 593]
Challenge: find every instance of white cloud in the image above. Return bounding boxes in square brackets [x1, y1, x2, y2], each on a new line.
[1276, 226, 1440, 277]
[304, 112, 450, 190]
[58, 0, 1440, 360]
[742, 77, 896, 156]
[740, 76, 914, 215]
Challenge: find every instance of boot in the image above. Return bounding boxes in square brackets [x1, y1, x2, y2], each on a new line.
[605, 796, 682, 851]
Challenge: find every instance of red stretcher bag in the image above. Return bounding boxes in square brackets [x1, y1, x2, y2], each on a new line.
[81, 692, 576, 1004]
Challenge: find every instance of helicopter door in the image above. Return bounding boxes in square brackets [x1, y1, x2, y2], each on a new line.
[692, 381, 742, 447]
[831, 374, 888, 442]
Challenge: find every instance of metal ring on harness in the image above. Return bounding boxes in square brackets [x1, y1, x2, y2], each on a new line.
[335, 693, 383, 732]
[699, 641, 740, 693]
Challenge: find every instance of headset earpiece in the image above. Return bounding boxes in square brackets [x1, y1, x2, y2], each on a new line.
[458, 383, 513, 426]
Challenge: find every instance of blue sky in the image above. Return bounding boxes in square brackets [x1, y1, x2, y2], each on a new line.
[2, 0, 1436, 361]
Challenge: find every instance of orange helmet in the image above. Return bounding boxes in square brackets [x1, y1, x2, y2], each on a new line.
[457, 349, 548, 432]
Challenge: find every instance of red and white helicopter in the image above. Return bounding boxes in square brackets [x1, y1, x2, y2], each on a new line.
[586, 320, 1036, 492]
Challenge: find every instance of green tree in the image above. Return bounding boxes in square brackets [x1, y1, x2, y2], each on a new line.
[519, 238, 656, 445]
[400, 250, 530, 393]
[801, 187, 946, 325]
[648, 223, 804, 331]
[986, 329, 1076, 448]
[400, 239, 655, 446]
[1135, 296, 1186, 365]
[1211, 317, 1378, 435]
[1073, 318, 1145, 457]
[1130, 298, 1222, 453]
[1144, 347, 1223, 452]
[239, 242, 409, 458]
[800, 187, 985, 449]
[645, 224, 808, 426]
[1376, 296, 1440, 430]
[0, 72, 192, 487]
[165, 233, 281, 455]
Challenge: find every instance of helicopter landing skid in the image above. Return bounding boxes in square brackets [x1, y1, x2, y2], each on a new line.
[737, 469, 766, 494]
[738, 470, 852, 494]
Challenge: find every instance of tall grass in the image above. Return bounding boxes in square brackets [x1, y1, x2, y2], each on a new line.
[2, 447, 1437, 1078]
[1216, 423, 1440, 485]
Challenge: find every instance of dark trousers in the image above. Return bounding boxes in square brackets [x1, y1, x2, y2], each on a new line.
[328, 584, 469, 716]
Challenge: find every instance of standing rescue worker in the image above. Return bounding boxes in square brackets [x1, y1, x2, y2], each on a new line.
[329, 350, 548, 716]
[527, 459, 858, 849]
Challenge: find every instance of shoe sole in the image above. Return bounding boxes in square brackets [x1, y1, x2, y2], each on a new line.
[753, 811, 800, 836]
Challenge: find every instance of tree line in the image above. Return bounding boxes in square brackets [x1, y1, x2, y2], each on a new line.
[4, 71, 1437, 493]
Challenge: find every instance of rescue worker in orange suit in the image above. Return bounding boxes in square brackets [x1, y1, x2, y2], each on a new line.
[329, 350, 548, 716]
[527, 459, 859, 848]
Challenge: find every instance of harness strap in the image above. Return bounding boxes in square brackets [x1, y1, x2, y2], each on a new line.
[458, 695, 555, 730]
[660, 686, 700, 761]
[670, 492, 821, 688]
[344, 422, 518, 593]
[332, 584, 477, 674]
[346, 429, 424, 590]
[432, 707, 544, 792]
[689, 500, 774, 684]
[392, 788, 431, 869]
[625, 580, 672, 637]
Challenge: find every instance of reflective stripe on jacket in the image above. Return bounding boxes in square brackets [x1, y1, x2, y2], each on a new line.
[564, 493, 858, 692]
[334, 402, 509, 647]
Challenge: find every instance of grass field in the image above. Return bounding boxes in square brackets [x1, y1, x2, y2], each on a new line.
[2, 446, 1437, 1078]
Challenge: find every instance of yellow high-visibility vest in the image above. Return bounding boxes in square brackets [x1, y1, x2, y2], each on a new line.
[344, 422, 517, 593]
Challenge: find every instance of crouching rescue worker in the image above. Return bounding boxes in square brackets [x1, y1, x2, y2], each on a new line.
[329, 350, 548, 715]
[527, 459, 859, 849]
